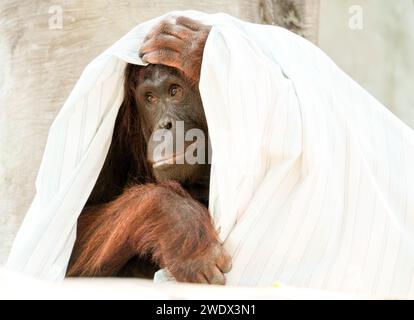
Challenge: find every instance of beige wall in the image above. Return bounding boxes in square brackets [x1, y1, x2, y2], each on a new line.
[319, 0, 414, 128]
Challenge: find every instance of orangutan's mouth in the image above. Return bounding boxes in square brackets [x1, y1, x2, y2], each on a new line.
[152, 152, 186, 169]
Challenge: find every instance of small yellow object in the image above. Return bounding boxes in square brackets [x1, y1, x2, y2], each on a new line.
[272, 280, 282, 288]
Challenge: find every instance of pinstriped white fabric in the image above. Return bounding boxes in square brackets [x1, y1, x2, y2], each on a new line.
[6, 11, 414, 297]
[201, 20, 414, 297]
[6, 57, 127, 279]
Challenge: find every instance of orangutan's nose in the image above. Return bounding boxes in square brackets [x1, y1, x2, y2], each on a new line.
[157, 117, 173, 130]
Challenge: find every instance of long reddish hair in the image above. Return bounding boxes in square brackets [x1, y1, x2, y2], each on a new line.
[87, 64, 155, 205]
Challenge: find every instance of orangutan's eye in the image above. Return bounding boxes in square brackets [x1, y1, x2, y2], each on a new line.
[169, 85, 183, 98]
[146, 93, 157, 104]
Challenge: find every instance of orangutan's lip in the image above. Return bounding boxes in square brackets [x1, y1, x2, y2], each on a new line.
[152, 152, 185, 169]
[152, 141, 203, 169]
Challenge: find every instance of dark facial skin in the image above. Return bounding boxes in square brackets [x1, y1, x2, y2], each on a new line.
[135, 64, 211, 202]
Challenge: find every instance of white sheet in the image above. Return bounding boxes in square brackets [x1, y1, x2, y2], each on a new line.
[6, 10, 414, 297]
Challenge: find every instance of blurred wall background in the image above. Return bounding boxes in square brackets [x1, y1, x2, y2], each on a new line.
[319, 0, 414, 128]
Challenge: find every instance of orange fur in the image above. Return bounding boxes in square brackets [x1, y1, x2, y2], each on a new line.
[67, 182, 218, 277]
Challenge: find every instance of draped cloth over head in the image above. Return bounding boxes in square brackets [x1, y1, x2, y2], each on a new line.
[7, 11, 414, 297]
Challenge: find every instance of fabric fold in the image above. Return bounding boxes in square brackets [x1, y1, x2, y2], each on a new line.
[7, 11, 414, 296]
